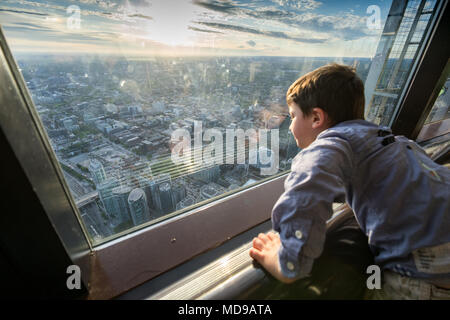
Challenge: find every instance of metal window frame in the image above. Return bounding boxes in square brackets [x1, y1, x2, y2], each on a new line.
[0, 0, 448, 299]
[0, 28, 91, 297]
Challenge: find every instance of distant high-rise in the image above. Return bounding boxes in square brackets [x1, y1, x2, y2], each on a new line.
[98, 179, 118, 219]
[89, 159, 107, 185]
[192, 165, 220, 183]
[176, 195, 196, 211]
[112, 185, 132, 224]
[172, 184, 186, 205]
[159, 182, 175, 214]
[149, 174, 173, 215]
[128, 188, 151, 226]
[136, 175, 154, 209]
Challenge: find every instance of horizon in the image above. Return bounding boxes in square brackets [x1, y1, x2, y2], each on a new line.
[12, 51, 375, 59]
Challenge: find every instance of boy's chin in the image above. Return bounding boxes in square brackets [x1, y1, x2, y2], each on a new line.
[296, 140, 306, 149]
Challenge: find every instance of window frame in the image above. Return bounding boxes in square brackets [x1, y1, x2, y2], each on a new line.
[0, 27, 92, 295]
[0, 0, 449, 299]
[391, 0, 450, 139]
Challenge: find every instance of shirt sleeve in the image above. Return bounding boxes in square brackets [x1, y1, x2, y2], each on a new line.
[272, 135, 353, 280]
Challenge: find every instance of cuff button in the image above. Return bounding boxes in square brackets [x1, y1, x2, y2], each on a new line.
[287, 262, 295, 271]
[295, 230, 303, 239]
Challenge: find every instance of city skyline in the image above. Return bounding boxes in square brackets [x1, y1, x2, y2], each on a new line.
[1, 0, 392, 57]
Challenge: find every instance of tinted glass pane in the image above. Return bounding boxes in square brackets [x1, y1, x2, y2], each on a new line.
[417, 74, 450, 142]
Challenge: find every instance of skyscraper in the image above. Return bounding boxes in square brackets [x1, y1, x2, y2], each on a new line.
[192, 164, 220, 183]
[159, 182, 175, 215]
[128, 188, 151, 226]
[149, 173, 173, 215]
[89, 159, 107, 185]
[111, 185, 132, 225]
[97, 178, 118, 219]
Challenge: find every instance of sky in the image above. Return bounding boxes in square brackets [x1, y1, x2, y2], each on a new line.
[0, 0, 393, 57]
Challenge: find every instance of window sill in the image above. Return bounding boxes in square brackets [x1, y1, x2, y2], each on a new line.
[116, 204, 351, 300]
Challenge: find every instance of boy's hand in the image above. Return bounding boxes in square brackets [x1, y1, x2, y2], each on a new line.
[249, 232, 297, 284]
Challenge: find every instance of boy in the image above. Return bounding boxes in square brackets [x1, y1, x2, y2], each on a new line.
[249, 63, 450, 299]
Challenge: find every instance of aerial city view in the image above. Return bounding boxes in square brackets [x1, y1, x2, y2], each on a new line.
[0, 0, 393, 243]
[15, 55, 371, 242]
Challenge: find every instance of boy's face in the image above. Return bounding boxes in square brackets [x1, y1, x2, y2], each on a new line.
[288, 102, 322, 149]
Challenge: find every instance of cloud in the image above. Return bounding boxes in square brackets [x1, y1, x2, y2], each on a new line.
[128, 13, 153, 20]
[192, 0, 370, 41]
[5, 22, 53, 31]
[192, 0, 238, 14]
[195, 21, 326, 43]
[246, 9, 295, 19]
[0, 8, 48, 16]
[188, 26, 223, 34]
[3, 0, 66, 12]
[77, 0, 118, 9]
[284, 12, 369, 40]
[247, 40, 256, 47]
[3, 23, 114, 44]
[270, 0, 322, 10]
[1, 0, 379, 56]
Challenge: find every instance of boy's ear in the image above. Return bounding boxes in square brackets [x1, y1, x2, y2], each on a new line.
[311, 107, 329, 129]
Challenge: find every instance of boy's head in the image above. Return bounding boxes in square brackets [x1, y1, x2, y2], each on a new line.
[286, 63, 365, 148]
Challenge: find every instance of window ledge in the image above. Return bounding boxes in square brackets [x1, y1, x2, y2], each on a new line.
[118, 203, 351, 300]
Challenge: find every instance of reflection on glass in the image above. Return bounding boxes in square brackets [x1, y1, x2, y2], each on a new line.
[0, 0, 415, 244]
[417, 74, 450, 142]
[365, 0, 438, 126]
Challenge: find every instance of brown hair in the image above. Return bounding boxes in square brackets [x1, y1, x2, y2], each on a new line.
[286, 63, 365, 124]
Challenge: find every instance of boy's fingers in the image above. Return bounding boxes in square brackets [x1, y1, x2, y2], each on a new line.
[249, 248, 264, 262]
[258, 233, 269, 244]
[252, 237, 264, 250]
[267, 232, 277, 241]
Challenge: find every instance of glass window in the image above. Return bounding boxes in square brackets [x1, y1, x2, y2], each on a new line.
[0, 0, 439, 245]
[364, 0, 439, 126]
[417, 72, 450, 143]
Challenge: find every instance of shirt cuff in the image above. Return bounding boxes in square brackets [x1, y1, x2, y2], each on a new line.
[278, 244, 314, 280]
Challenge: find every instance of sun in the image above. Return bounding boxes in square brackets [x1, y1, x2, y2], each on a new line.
[142, 0, 199, 47]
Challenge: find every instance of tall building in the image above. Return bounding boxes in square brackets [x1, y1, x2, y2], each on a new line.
[89, 159, 107, 185]
[192, 164, 220, 183]
[159, 182, 176, 215]
[136, 175, 154, 210]
[111, 185, 132, 225]
[128, 188, 151, 226]
[176, 195, 196, 211]
[149, 173, 175, 215]
[97, 178, 118, 219]
[172, 184, 186, 206]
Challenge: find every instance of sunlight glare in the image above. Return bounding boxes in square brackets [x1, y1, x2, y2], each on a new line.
[144, 0, 199, 47]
